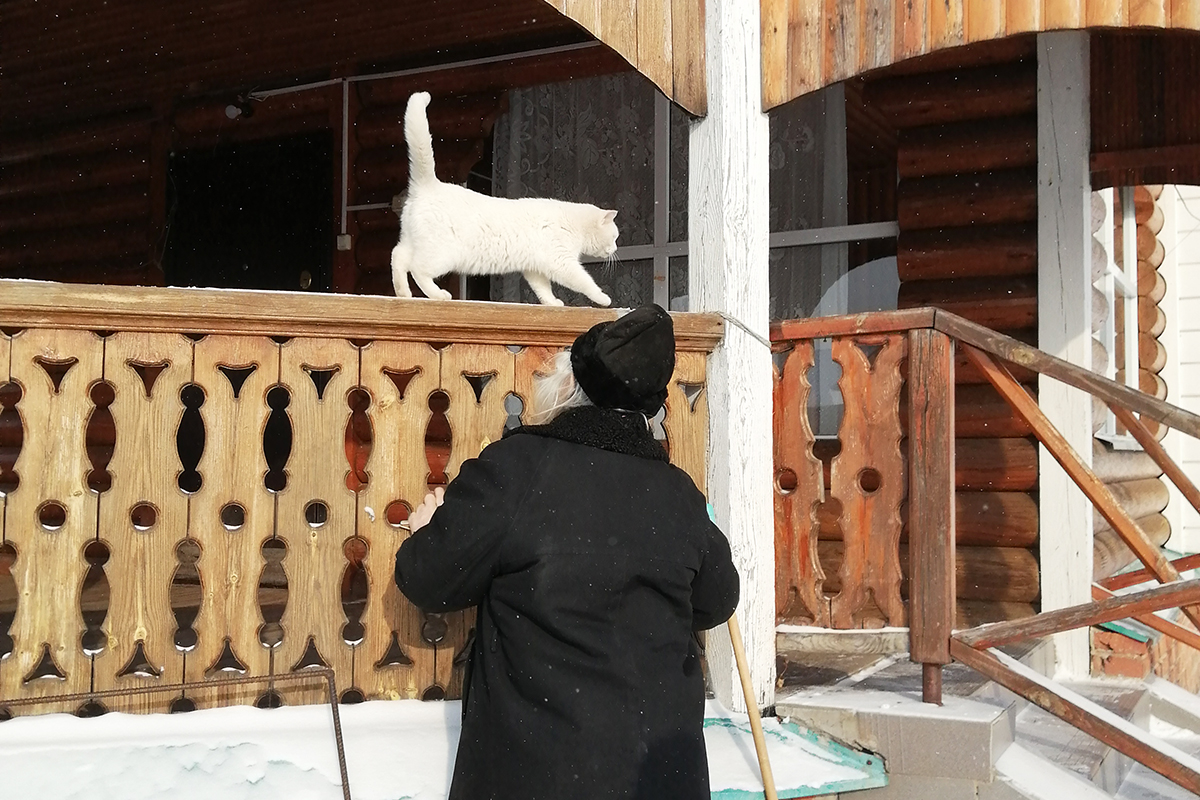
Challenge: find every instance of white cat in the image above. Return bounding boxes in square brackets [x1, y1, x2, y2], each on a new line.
[391, 92, 617, 307]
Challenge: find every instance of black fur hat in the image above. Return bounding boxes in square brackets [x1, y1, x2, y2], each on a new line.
[571, 305, 676, 415]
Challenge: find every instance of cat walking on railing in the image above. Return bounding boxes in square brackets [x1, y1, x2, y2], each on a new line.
[391, 91, 619, 306]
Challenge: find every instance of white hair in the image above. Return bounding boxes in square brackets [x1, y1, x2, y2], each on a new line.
[529, 350, 592, 425]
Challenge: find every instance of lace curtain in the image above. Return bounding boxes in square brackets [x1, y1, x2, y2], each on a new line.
[491, 73, 658, 307]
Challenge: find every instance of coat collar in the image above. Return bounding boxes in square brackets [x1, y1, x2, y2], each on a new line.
[505, 407, 670, 462]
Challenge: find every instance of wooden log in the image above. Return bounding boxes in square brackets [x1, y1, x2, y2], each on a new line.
[1112, 406, 1200, 532]
[1093, 478, 1170, 532]
[1114, 332, 1166, 373]
[952, 328, 1037, 384]
[172, 89, 333, 136]
[817, 540, 1040, 603]
[899, 381, 1034, 437]
[356, 138, 485, 189]
[1141, 261, 1167, 298]
[0, 258, 149, 286]
[949, 640, 1200, 795]
[355, 208, 399, 233]
[864, 63, 1038, 129]
[956, 437, 1038, 490]
[961, 344, 1200, 629]
[1094, 513, 1171, 583]
[1093, 440, 1164, 482]
[1115, 368, 1168, 400]
[1115, 223, 1159, 263]
[0, 150, 149, 200]
[957, 600, 1037, 628]
[355, 229, 397, 271]
[818, 491, 1038, 548]
[897, 223, 1037, 281]
[898, 276, 1037, 331]
[0, 186, 148, 236]
[0, 224, 145, 270]
[898, 169, 1038, 230]
[933, 312, 1200, 440]
[897, 115, 1037, 179]
[0, 110, 154, 167]
[1140, 297, 1166, 338]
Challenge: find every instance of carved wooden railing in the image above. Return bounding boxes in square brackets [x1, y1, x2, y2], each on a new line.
[773, 307, 1200, 792]
[0, 280, 722, 717]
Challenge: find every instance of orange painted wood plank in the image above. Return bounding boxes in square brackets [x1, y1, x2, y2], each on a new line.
[1086, 0, 1125, 26]
[671, 0, 706, 115]
[930, 0, 966, 51]
[790, 0, 824, 100]
[825, 0, 859, 86]
[1007, 0, 1043, 31]
[600, 0, 638, 64]
[763, 0, 791, 108]
[637, 0, 674, 98]
[967, 0, 1005, 42]
[895, 0, 928, 62]
[1043, 0, 1083, 29]
[1129, 0, 1168, 26]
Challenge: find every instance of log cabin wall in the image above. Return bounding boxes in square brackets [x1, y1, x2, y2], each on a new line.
[1091, 185, 1172, 585]
[863, 40, 1041, 626]
[761, 0, 1200, 110]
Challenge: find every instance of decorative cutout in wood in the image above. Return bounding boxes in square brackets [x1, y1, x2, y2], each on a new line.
[375, 631, 414, 669]
[0, 543, 17, 661]
[773, 341, 828, 625]
[86, 381, 115, 494]
[217, 364, 257, 399]
[303, 365, 341, 401]
[176, 384, 205, 494]
[663, 351, 709, 492]
[263, 385, 292, 493]
[828, 334, 907, 629]
[345, 387, 372, 492]
[23, 643, 66, 683]
[34, 356, 77, 394]
[170, 538, 201, 652]
[258, 538, 287, 649]
[127, 360, 169, 398]
[207, 637, 248, 676]
[341, 537, 368, 647]
[80, 540, 110, 656]
[0, 382, 22, 497]
[117, 640, 161, 679]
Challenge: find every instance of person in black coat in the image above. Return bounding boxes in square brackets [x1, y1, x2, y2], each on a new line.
[394, 304, 740, 800]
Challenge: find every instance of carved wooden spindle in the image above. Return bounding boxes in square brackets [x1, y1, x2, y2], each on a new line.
[828, 334, 907, 629]
[358, 341, 438, 700]
[772, 341, 828, 626]
[189, 336, 278, 708]
[3, 329, 103, 713]
[275, 338, 359, 706]
[94, 332, 193, 713]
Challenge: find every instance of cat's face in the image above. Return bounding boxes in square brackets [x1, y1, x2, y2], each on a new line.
[585, 209, 620, 258]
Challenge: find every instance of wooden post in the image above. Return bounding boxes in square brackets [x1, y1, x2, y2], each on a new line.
[908, 328, 955, 704]
[689, 0, 774, 712]
[1037, 31, 1093, 677]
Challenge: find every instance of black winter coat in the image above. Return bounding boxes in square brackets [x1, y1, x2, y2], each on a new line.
[394, 407, 740, 800]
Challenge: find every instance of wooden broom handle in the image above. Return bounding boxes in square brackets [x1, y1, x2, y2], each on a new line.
[727, 612, 778, 800]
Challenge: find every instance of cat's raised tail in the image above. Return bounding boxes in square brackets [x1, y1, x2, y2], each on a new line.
[404, 92, 438, 189]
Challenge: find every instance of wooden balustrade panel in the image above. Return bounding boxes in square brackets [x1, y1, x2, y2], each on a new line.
[94, 333, 194, 713]
[0, 330, 11, 704]
[773, 342, 829, 625]
[3, 329, 104, 714]
[274, 338, 361, 706]
[828, 334, 908, 628]
[513, 346, 560, 421]
[663, 351, 709, 494]
[358, 340, 440, 701]
[188, 336, 279, 709]
[438, 343, 515, 697]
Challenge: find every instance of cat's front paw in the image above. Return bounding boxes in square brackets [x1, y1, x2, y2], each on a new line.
[434, 289, 453, 301]
[594, 293, 612, 307]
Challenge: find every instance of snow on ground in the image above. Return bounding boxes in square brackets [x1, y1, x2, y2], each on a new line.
[0, 698, 883, 799]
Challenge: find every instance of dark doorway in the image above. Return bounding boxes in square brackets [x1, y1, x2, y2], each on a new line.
[164, 133, 333, 292]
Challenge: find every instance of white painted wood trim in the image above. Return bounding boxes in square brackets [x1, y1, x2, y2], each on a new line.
[1160, 186, 1191, 551]
[1037, 31, 1094, 679]
[689, 0, 775, 712]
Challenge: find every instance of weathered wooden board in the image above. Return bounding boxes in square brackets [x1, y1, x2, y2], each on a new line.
[3, 329, 104, 714]
[274, 338, 361, 706]
[94, 332, 194, 713]
[358, 341, 441, 701]
[187, 336, 280, 709]
[664, 350, 708, 493]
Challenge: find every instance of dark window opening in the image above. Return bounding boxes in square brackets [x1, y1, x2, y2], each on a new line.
[164, 133, 333, 292]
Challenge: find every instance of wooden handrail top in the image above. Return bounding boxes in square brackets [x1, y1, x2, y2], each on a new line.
[0, 279, 725, 351]
[955, 578, 1200, 650]
[771, 307, 1200, 441]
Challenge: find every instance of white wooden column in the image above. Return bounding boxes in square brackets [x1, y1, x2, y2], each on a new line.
[689, 0, 774, 711]
[1037, 31, 1094, 678]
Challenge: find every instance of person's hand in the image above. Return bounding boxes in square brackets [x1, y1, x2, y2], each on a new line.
[407, 487, 445, 533]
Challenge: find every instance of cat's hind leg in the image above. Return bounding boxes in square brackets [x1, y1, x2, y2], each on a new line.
[552, 262, 612, 307]
[412, 270, 453, 301]
[390, 242, 413, 299]
[523, 272, 564, 306]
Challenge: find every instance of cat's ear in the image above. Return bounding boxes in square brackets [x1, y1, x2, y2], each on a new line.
[602, 210, 618, 223]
